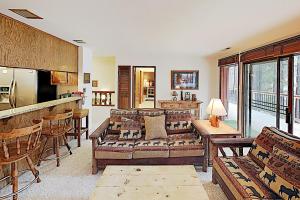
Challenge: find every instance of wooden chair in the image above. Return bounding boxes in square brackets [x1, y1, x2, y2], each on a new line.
[0, 119, 43, 200]
[37, 111, 73, 167]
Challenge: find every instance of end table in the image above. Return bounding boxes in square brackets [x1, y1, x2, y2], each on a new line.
[192, 120, 241, 172]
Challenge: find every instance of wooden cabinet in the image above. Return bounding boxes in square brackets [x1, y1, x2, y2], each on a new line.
[51, 71, 78, 85]
[51, 71, 67, 84]
[67, 72, 78, 86]
[158, 100, 202, 119]
[0, 14, 78, 72]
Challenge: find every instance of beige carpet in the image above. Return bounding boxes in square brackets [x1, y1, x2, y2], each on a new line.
[1, 139, 227, 200]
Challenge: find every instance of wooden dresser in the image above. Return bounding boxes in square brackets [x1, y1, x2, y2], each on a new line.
[158, 100, 203, 119]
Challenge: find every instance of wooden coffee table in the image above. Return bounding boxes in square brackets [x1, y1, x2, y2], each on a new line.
[90, 165, 209, 200]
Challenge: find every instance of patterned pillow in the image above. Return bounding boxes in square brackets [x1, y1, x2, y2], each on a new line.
[248, 127, 300, 168]
[258, 146, 300, 200]
[165, 109, 192, 134]
[138, 109, 165, 132]
[108, 109, 139, 134]
[119, 117, 142, 140]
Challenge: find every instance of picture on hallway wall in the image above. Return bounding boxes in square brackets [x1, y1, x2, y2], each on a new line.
[171, 70, 199, 90]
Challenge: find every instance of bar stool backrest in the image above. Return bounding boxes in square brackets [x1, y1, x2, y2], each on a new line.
[0, 119, 43, 160]
[43, 111, 73, 132]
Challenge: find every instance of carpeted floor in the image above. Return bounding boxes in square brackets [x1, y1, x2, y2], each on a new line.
[1, 138, 227, 200]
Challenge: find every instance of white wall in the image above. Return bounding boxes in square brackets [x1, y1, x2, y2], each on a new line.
[91, 56, 117, 131]
[89, 54, 219, 130]
[78, 46, 93, 130]
[116, 54, 219, 119]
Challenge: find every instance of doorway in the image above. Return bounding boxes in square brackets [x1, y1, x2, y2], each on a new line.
[133, 66, 156, 108]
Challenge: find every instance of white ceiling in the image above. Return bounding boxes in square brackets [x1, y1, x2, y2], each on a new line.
[1, 0, 300, 58]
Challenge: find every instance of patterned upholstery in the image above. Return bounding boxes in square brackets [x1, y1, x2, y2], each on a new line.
[168, 139, 204, 157]
[95, 140, 134, 159]
[213, 156, 281, 200]
[119, 117, 142, 140]
[108, 109, 139, 134]
[258, 146, 300, 200]
[133, 139, 169, 158]
[138, 109, 165, 133]
[167, 133, 197, 140]
[248, 127, 300, 168]
[165, 109, 192, 134]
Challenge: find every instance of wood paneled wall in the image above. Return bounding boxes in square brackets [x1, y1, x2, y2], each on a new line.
[0, 14, 78, 72]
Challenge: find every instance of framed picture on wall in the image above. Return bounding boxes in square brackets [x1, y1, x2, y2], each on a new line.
[84, 73, 90, 83]
[171, 70, 199, 90]
[92, 80, 98, 87]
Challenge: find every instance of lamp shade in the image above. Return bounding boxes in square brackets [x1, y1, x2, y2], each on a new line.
[206, 98, 227, 116]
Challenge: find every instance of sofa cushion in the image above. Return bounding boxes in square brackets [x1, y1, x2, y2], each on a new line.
[95, 140, 134, 159]
[144, 115, 167, 140]
[167, 132, 197, 140]
[108, 109, 139, 134]
[119, 117, 142, 140]
[165, 109, 192, 134]
[213, 156, 281, 199]
[258, 146, 300, 200]
[138, 109, 165, 132]
[248, 127, 300, 168]
[133, 139, 169, 159]
[168, 139, 204, 157]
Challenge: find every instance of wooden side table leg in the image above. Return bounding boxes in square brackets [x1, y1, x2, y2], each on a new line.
[86, 115, 89, 140]
[202, 136, 208, 172]
[77, 119, 81, 147]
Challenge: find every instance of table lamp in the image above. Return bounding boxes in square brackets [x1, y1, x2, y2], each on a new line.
[206, 98, 227, 127]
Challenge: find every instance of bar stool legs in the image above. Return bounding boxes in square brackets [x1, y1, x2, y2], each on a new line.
[37, 135, 72, 167]
[11, 163, 18, 200]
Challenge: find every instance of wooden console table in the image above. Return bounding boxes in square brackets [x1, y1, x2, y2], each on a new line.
[158, 100, 202, 119]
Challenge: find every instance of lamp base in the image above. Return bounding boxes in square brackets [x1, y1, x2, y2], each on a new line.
[209, 115, 220, 127]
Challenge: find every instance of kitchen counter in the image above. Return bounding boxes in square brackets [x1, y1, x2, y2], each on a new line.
[0, 97, 82, 119]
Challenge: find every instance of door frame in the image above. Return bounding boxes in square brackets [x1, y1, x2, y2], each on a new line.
[132, 66, 156, 108]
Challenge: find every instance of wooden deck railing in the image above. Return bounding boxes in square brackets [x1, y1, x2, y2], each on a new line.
[92, 91, 115, 106]
[228, 89, 300, 122]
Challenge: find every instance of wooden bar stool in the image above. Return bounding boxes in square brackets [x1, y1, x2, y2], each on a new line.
[67, 109, 89, 147]
[37, 111, 73, 167]
[0, 120, 43, 200]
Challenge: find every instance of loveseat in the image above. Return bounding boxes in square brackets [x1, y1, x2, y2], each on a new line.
[90, 108, 205, 174]
[211, 127, 300, 200]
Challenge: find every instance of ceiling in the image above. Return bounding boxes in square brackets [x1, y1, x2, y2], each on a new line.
[1, 0, 300, 58]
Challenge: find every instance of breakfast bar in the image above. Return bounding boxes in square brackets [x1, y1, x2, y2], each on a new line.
[0, 97, 82, 188]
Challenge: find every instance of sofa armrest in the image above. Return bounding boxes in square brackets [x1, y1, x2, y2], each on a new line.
[210, 138, 254, 148]
[89, 118, 110, 140]
[210, 138, 254, 158]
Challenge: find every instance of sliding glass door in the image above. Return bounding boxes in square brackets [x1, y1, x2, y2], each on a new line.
[244, 56, 300, 137]
[244, 60, 278, 137]
[293, 55, 300, 137]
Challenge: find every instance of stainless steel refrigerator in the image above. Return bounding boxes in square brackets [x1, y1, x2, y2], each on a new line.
[0, 67, 37, 111]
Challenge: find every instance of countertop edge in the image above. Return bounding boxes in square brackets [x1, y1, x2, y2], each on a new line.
[0, 97, 82, 120]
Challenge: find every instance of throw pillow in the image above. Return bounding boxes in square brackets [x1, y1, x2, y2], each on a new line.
[138, 109, 165, 133]
[144, 115, 167, 140]
[119, 117, 142, 140]
[258, 146, 300, 200]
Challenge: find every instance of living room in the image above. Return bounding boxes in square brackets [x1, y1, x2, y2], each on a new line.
[0, 1, 300, 200]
